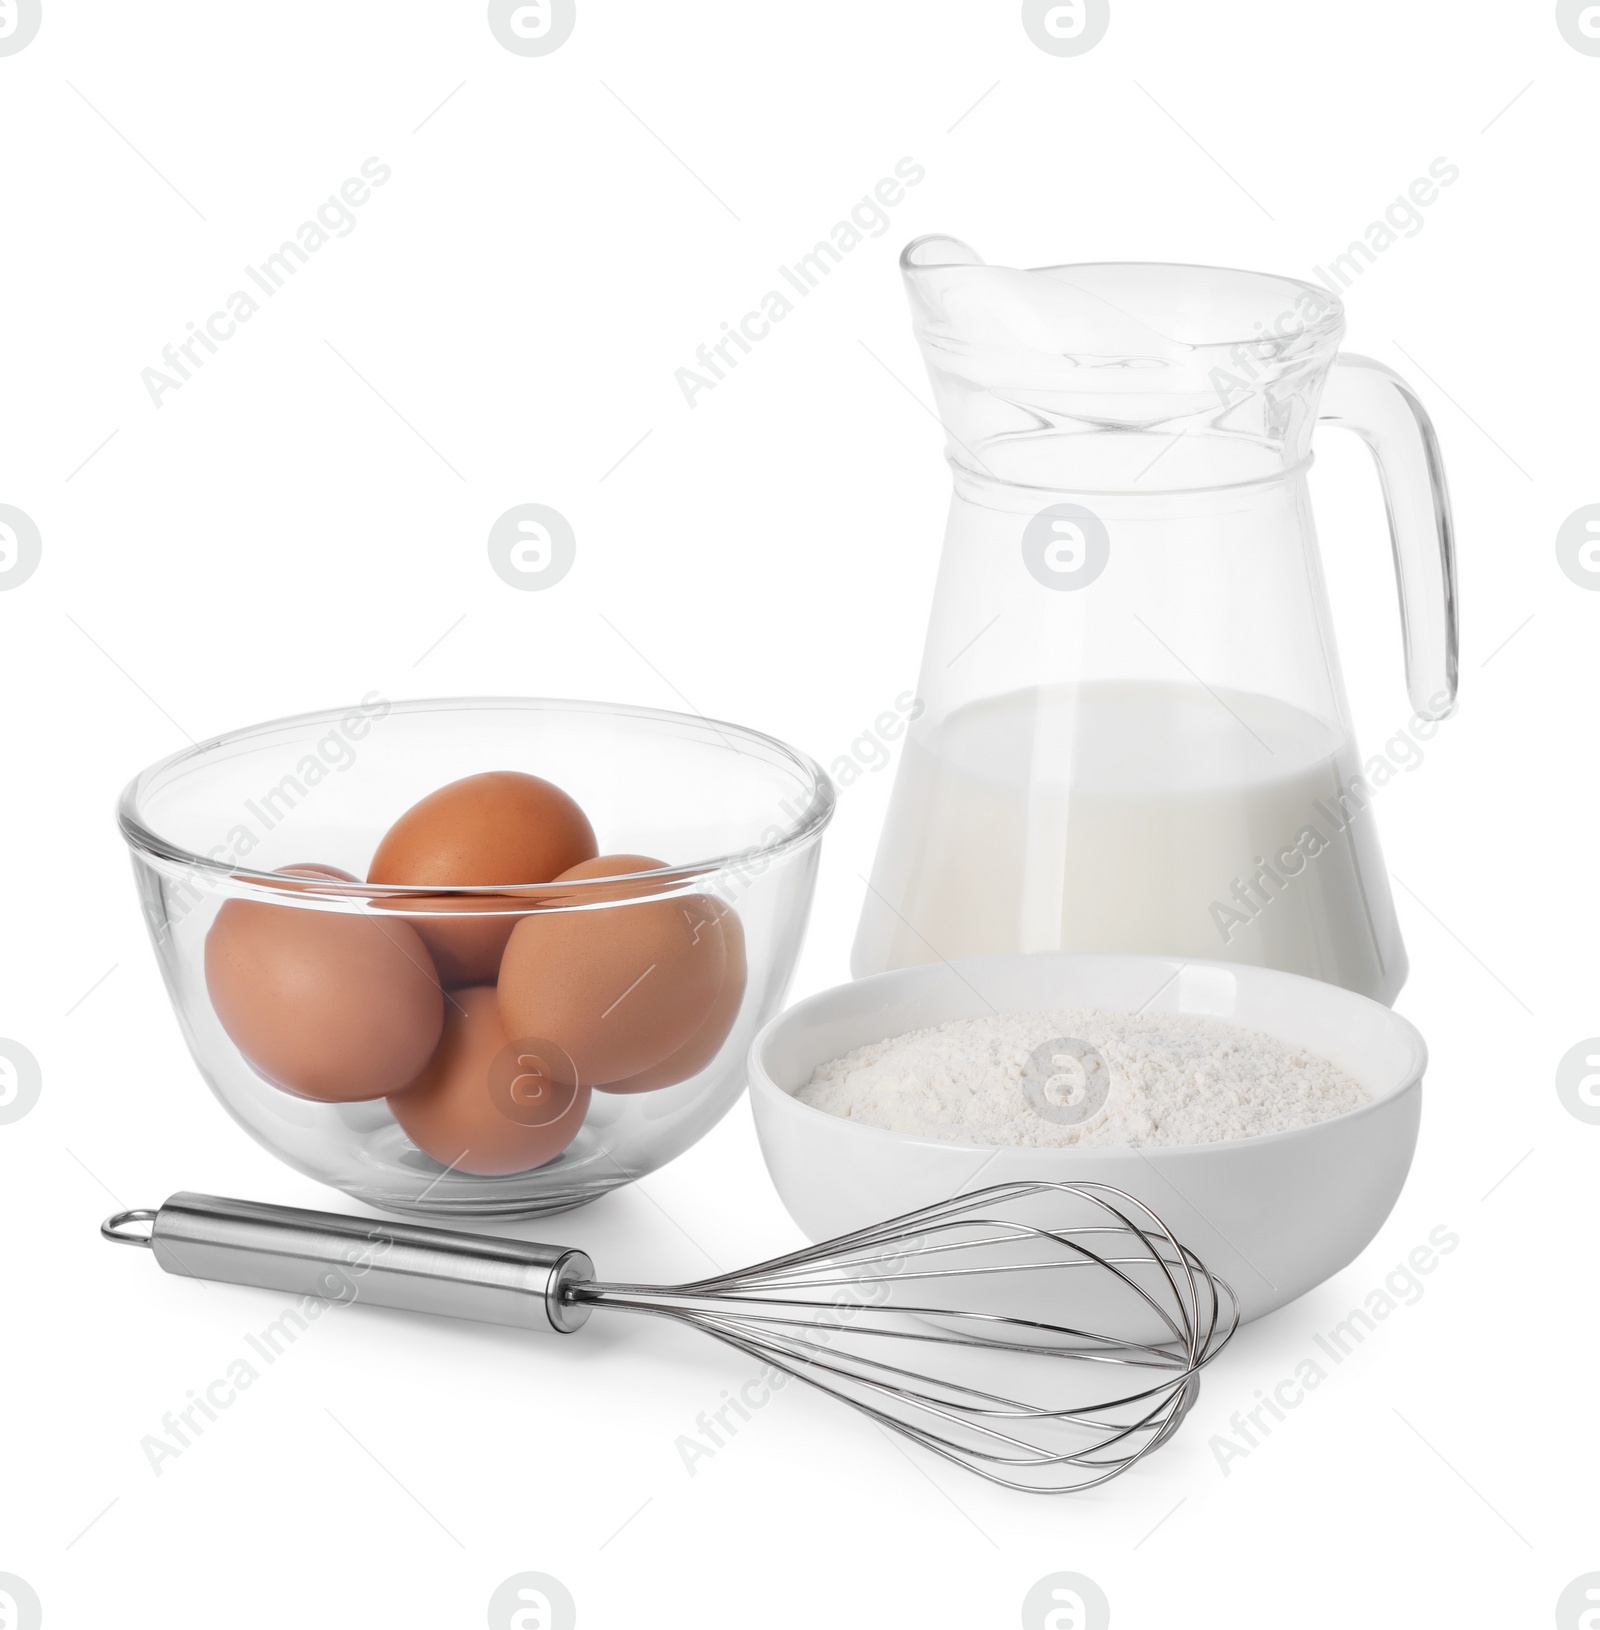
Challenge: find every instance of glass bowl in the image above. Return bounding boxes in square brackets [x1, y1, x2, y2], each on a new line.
[120, 697, 833, 1217]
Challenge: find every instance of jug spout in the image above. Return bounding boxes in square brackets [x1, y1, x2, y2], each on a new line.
[901, 239, 1348, 493]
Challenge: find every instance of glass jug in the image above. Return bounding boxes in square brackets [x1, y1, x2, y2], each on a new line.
[854, 238, 1458, 1005]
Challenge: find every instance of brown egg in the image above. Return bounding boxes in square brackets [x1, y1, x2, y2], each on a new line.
[551, 857, 747, 1094]
[377, 895, 532, 988]
[553, 860, 674, 899]
[205, 868, 444, 1102]
[368, 771, 598, 985]
[498, 861, 727, 1086]
[599, 898, 747, 1094]
[557, 856, 666, 881]
[389, 986, 591, 1175]
[256, 862, 360, 888]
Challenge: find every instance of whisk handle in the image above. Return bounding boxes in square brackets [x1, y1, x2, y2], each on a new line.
[102, 1193, 595, 1335]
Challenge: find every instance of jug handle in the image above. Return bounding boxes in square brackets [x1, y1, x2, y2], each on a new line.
[1318, 355, 1459, 719]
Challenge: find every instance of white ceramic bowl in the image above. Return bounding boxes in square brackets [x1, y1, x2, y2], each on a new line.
[750, 953, 1426, 1326]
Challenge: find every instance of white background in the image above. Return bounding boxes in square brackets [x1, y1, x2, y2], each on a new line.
[1, 2, 1594, 1625]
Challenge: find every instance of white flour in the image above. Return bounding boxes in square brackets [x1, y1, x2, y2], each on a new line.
[795, 1009, 1369, 1149]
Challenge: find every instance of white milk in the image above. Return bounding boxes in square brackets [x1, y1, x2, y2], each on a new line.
[853, 681, 1404, 1000]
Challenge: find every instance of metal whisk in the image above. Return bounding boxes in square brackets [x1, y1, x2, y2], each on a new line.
[104, 1181, 1238, 1494]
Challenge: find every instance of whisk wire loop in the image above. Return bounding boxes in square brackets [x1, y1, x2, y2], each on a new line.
[571, 1180, 1237, 1494]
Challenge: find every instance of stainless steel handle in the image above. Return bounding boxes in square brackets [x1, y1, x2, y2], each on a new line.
[103, 1193, 595, 1334]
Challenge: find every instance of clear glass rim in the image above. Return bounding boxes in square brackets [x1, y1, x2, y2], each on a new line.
[117, 695, 836, 900]
[900, 243, 1348, 354]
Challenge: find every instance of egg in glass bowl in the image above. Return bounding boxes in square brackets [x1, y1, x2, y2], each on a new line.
[120, 697, 833, 1217]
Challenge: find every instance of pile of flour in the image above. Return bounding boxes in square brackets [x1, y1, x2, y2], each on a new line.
[795, 1009, 1369, 1149]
